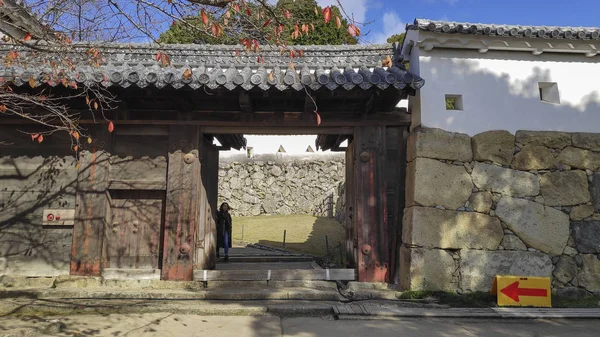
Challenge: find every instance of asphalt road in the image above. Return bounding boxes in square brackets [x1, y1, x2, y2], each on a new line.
[1, 314, 599, 337]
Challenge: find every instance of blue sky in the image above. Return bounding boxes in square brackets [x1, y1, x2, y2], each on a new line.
[317, 0, 600, 43]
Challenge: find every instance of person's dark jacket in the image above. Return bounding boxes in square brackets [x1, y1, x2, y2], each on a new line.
[216, 210, 232, 249]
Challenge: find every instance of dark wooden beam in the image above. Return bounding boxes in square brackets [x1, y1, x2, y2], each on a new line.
[239, 91, 253, 113]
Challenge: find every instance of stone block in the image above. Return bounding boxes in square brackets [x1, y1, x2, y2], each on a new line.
[553, 256, 577, 284]
[571, 221, 600, 254]
[495, 196, 569, 256]
[399, 247, 456, 291]
[468, 191, 493, 213]
[472, 130, 515, 165]
[555, 287, 592, 299]
[572, 132, 600, 152]
[511, 145, 557, 170]
[515, 130, 572, 149]
[407, 127, 472, 162]
[472, 163, 539, 197]
[539, 171, 590, 206]
[557, 146, 600, 171]
[460, 250, 552, 292]
[593, 174, 600, 212]
[501, 234, 527, 251]
[402, 207, 503, 250]
[577, 254, 600, 293]
[406, 158, 474, 210]
[570, 205, 595, 221]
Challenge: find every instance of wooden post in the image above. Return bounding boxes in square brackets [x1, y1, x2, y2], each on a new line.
[71, 127, 111, 276]
[283, 230, 287, 248]
[162, 125, 202, 281]
[354, 126, 389, 283]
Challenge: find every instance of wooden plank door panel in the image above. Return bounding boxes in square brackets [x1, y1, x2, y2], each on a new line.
[106, 196, 162, 269]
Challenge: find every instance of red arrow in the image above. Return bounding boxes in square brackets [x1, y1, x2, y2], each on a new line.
[500, 281, 548, 302]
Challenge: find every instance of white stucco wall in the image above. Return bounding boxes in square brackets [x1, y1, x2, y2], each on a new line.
[406, 35, 600, 135]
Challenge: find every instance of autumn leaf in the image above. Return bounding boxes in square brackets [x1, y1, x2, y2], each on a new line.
[284, 9, 290, 19]
[225, 10, 231, 19]
[311, 23, 315, 31]
[93, 101, 99, 110]
[290, 50, 295, 58]
[263, 18, 271, 27]
[168, 0, 172, 4]
[107, 121, 115, 133]
[235, 49, 240, 56]
[211, 23, 218, 36]
[31, 134, 39, 141]
[183, 68, 192, 80]
[348, 24, 360, 37]
[322, 7, 331, 24]
[253, 40, 259, 53]
[0, 105, 6, 112]
[298, 50, 305, 57]
[73, 145, 78, 152]
[70, 81, 78, 90]
[23, 33, 32, 41]
[335, 16, 341, 29]
[234, 3, 240, 12]
[201, 9, 209, 26]
[382, 55, 392, 68]
[289, 61, 295, 70]
[314, 7, 318, 16]
[72, 131, 80, 140]
[85, 96, 90, 106]
[246, 8, 251, 16]
[37, 135, 44, 143]
[87, 137, 92, 144]
[155, 52, 162, 61]
[315, 110, 321, 126]
[28, 77, 35, 88]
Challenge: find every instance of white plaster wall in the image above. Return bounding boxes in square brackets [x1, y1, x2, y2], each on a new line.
[412, 48, 600, 135]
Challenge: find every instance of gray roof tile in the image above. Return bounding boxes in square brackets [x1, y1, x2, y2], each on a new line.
[0, 43, 424, 92]
[409, 18, 600, 40]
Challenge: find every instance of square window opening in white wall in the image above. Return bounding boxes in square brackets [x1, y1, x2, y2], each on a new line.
[445, 94, 463, 111]
[539, 82, 560, 104]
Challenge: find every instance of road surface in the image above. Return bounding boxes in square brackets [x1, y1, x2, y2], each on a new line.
[1, 313, 598, 337]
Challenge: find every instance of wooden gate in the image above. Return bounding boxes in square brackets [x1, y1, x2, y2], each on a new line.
[105, 190, 164, 269]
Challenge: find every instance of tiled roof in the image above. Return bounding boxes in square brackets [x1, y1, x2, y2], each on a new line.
[408, 18, 600, 40]
[0, 43, 424, 92]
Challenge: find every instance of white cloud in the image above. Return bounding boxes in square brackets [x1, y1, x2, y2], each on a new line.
[371, 11, 405, 44]
[317, 0, 368, 24]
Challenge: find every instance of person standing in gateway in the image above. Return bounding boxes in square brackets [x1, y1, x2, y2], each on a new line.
[216, 202, 232, 261]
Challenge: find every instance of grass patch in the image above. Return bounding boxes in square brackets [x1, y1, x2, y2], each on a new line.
[553, 296, 600, 308]
[231, 214, 344, 258]
[399, 291, 496, 308]
[399, 291, 600, 308]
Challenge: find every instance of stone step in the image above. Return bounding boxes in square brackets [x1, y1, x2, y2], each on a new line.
[102, 269, 161, 281]
[194, 268, 356, 281]
[217, 255, 314, 263]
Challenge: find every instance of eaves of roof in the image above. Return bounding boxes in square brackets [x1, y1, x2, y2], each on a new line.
[0, 43, 424, 92]
[408, 18, 600, 40]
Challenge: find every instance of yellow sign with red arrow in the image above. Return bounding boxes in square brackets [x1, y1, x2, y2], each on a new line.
[491, 275, 552, 307]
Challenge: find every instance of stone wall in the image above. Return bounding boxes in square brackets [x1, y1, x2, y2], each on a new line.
[218, 154, 345, 217]
[401, 127, 600, 296]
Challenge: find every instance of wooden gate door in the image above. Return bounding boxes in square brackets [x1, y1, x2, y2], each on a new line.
[105, 191, 164, 269]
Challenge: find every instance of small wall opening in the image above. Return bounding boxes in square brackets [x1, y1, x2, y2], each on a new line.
[445, 94, 463, 110]
[539, 82, 560, 104]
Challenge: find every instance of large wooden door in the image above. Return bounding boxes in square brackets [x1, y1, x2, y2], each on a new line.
[105, 191, 164, 269]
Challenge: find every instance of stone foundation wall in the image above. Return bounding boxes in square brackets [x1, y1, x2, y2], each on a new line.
[401, 127, 600, 296]
[218, 154, 345, 217]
